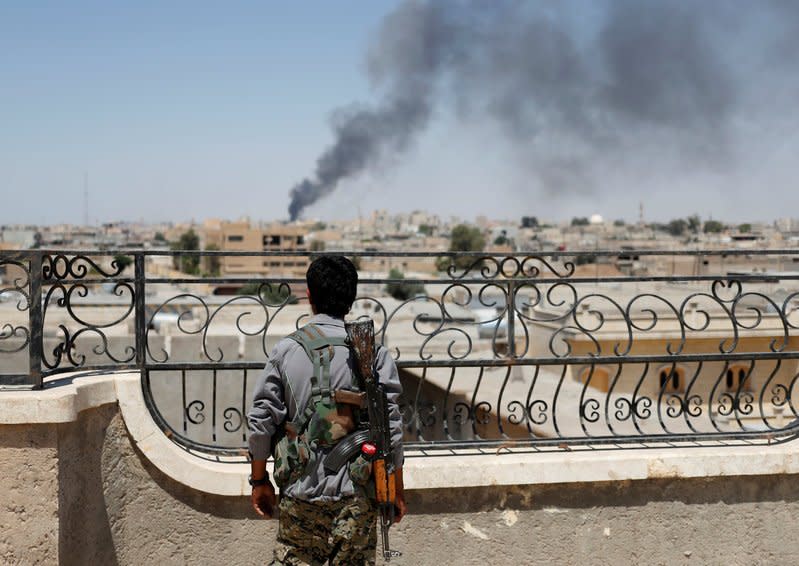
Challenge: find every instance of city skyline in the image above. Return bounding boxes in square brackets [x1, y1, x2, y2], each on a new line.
[4, 1, 799, 225]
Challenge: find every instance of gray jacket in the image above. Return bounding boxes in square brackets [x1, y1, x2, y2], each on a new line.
[247, 313, 404, 502]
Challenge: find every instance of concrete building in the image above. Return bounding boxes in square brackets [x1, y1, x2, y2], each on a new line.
[202, 220, 310, 278]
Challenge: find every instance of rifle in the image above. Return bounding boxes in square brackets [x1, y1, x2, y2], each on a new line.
[343, 319, 402, 561]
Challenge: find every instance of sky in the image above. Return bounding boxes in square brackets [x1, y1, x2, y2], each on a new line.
[2, 1, 799, 226]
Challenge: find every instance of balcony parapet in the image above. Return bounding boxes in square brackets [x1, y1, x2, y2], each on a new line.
[3, 371, 799, 497]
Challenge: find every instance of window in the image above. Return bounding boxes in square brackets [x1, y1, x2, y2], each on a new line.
[658, 366, 684, 393]
[227, 235, 243, 242]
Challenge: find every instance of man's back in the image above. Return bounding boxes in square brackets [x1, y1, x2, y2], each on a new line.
[248, 313, 404, 502]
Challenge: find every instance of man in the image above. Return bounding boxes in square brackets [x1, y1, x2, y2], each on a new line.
[247, 255, 407, 565]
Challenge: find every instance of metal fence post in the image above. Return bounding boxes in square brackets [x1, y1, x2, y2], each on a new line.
[29, 251, 43, 389]
[134, 253, 146, 371]
[507, 278, 516, 358]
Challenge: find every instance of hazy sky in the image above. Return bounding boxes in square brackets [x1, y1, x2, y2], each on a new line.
[3, 1, 799, 226]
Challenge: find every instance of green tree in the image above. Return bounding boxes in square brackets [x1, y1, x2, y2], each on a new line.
[571, 217, 590, 227]
[687, 215, 702, 234]
[238, 282, 297, 304]
[704, 220, 725, 234]
[113, 254, 133, 272]
[521, 216, 539, 229]
[451, 224, 485, 252]
[385, 268, 424, 301]
[418, 224, 435, 236]
[436, 224, 486, 271]
[171, 229, 200, 274]
[154, 232, 167, 243]
[667, 218, 688, 237]
[493, 229, 510, 246]
[739, 223, 752, 233]
[613, 219, 626, 227]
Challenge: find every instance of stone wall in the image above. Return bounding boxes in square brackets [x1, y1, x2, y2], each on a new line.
[0, 424, 59, 565]
[3, 375, 799, 565]
[100, 405, 799, 566]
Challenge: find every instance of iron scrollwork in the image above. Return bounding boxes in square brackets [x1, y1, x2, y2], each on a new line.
[3, 249, 799, 460]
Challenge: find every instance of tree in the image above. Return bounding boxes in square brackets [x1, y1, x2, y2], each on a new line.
[703, 220, 725, 234]
[521, 216, 539, 229]
[154, 232, 167, 243]
[171, 229, 200, 274]
[450, 224, 485, 252]
[418, 224, 435, 236]
[571, 217, 589, 227]
[687, 215, 701, 234]
[309, 240, 325, 252]
[385, 268, 424, 301]
[113, 254, 133, 272]
[493, 229, 510, 246]
[667, 218, 688, 237]
[613, 219, 626, 227]
[436, 224, 486, 271]
[203, 243, 220, 276]
[739, 223, 752, 233]
[238, 282, 297, 304]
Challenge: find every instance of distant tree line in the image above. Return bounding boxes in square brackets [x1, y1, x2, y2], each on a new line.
[646, 215, 733, 237]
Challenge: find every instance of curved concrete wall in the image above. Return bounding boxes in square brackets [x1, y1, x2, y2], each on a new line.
[3, 374, 799, 564]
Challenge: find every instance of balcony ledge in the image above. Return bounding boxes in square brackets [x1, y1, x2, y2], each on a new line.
[2, 372, 798, 498]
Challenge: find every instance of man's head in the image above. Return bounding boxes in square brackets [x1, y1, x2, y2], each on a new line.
[305, 255, 358, 318]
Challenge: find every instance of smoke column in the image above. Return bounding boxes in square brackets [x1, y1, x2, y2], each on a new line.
[288, 0, 798, 220]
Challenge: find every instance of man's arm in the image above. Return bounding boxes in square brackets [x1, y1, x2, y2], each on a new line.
[247, 349, 288, 519]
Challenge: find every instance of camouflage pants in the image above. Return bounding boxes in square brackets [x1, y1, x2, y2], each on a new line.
[270, 495, 377, 566]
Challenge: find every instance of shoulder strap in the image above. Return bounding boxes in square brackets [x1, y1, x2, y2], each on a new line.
[286, 324, 351, 433]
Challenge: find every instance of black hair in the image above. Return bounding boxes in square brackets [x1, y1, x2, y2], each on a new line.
[306, 256, 358, 317]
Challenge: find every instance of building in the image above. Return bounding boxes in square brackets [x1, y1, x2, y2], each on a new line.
[202, 219, 310, 281]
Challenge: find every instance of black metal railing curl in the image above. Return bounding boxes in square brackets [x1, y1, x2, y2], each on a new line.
[2, 248, 799, 459]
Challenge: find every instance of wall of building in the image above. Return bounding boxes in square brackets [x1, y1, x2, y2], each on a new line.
[0, 423, 59, 564]
[3, 376, 799, 565]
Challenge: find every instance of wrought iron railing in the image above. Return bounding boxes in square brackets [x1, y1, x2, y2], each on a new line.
[3, 249, 799, 460]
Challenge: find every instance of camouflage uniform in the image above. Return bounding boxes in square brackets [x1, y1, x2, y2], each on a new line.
[271, 495, 377, 566]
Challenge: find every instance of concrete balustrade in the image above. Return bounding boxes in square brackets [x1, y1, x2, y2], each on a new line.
[3, 371, 799, 564]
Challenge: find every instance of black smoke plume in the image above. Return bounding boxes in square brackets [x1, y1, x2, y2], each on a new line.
[288, 0, 798, 220]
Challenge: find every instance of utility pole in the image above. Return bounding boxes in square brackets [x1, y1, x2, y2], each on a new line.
[83, 171, 89, 226]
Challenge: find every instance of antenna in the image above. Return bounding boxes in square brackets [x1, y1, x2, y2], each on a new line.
[83, 171, 89, 226]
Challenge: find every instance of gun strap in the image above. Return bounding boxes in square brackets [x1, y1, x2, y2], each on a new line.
[285, 324, 351, 434]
